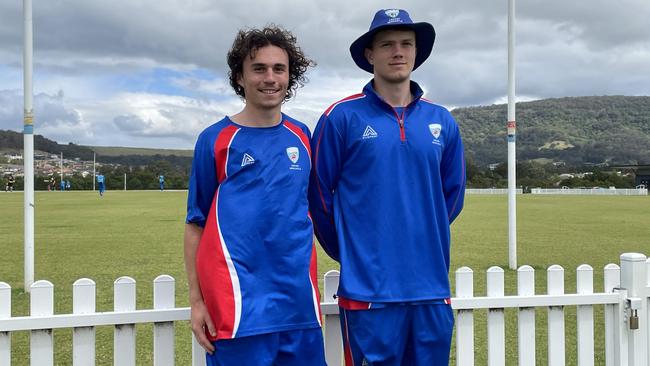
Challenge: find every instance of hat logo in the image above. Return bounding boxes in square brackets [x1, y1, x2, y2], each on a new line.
[385, 9, 400, 18]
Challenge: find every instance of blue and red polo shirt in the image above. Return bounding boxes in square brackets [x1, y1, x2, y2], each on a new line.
[186, 114, 321, 340]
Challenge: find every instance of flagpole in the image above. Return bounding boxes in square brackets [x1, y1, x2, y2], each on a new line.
[23, 0, 35, 291]
[507, 0, 517, 270]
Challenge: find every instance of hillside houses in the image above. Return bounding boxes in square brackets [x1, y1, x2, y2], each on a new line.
[2, 150, 100, 177]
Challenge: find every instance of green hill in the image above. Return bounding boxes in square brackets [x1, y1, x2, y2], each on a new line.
[0, 130, 192, 167]
[88, 145, 192, 157]
[3, 95, 650, 168]
[452, 95, 650, 166]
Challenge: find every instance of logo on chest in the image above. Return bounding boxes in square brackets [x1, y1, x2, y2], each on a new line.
[429, 123, 442, 145]
[286, 147, 302, 171]
[241, 153, 255, 167]
[362, 125, 378, 139]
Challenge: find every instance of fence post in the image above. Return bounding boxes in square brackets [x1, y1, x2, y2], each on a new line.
[191, 334, 207, 366]
[455, 267, 474, 366]
[619, 253, 648, 366]
[153, 275, 175, 366]
[576, 265, 594, 366]
[114, 277, 136, 366]
[0, 282, 10, 365]
[517, 266, 535, 366]
[73, 278, 96, 366]
[547, 265, 565, 366]
[603, 263, 620, 366]
[323, 270, 341, 366]
[646, 257, 650, 360]
[30, 280, 54, 366]
[487, 266, 505, 366]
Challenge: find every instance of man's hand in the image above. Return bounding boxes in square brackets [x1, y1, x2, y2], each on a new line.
[190, 299, 217, 354]
[184, 223, 217, 353]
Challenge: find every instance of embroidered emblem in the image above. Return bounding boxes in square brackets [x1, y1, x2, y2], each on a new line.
[241, 153, 255, 167]
[362, 125, 378, 139]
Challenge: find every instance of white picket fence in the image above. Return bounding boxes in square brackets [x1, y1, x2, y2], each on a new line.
[466, 188, 648, 195]
[530, 188, 648, 195]
[1, 253, 648, 365]
[450, 253, 649, 365]
[0, 275, 203, 366]
[466, 188, 523, 194]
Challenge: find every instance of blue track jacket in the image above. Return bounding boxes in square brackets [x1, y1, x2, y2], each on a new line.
[310, 81, 466, 303]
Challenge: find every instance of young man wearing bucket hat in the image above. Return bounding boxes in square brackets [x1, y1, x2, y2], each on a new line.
[185, 26, 326, 365]
[310, 8, 466, 365]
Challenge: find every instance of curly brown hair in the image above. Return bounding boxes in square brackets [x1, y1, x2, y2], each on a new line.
[227, 25, 315, 102]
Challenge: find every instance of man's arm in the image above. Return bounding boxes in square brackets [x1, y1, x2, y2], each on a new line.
[184, 223, 216, 354]
[441, 118, 466, 224]
[309, 113, 344, 261]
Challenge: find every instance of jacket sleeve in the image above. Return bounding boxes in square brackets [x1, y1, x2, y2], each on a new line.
[309, 113, 344, 261]
[186, 131, 218, 227]
[441, 117, 466, 224]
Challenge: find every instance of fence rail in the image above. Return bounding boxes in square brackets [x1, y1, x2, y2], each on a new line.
[531, 188, 648, 195]
[466, 188, 648, 195]
[466, 188, 523, 194]
[1, 253, 649, 365]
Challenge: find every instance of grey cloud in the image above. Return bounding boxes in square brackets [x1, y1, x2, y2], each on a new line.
[113, 114, 149, 133]
[1, 0, 649, 148]
[0, 89, 81, 130]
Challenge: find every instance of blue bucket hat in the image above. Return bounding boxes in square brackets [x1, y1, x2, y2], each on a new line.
[350, 9, 436, 73]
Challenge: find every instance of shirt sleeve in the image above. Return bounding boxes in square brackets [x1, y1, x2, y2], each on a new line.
[186, 131, 218, 227]
[441, 115, 466, 224]
[309, 113, 344, 261]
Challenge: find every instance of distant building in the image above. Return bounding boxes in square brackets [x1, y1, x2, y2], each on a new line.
[5, 153, 23, 161]
[635, 166, 650, 188]
[610, 164, 650, 189]
[488, 163, 501, 171]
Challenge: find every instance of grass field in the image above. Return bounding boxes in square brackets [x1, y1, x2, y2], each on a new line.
[0, 190, 648, 365]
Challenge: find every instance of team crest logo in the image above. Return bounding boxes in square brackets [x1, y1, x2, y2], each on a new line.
[385, 9, 400, 18]
[429, 123, 442, 139]
[286, 147, 299, 164]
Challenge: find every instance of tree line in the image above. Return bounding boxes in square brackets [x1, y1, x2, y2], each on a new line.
[465, 159, 635, 189]
[3, 158, 636, 191]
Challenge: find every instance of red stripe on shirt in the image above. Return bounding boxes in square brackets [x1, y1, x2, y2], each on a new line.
[196, 188, 236, 340]
[310, 241, 322, 320]
[214, 125, 240, 184]
[324, 93, 365, 116]
[313, 124, 330, 215]
[283, 120, 311, 160]
[338, 296, 372, 310]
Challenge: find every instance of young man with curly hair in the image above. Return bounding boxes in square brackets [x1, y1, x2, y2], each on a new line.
[184, 26, 326, 365]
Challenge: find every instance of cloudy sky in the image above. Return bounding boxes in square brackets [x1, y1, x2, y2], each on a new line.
[1, 0, 649, 149]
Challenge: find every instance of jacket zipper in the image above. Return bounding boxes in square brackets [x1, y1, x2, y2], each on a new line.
[392, 107, 408, 142]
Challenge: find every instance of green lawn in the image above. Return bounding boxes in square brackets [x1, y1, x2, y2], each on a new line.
[0, 191, 648, 365]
